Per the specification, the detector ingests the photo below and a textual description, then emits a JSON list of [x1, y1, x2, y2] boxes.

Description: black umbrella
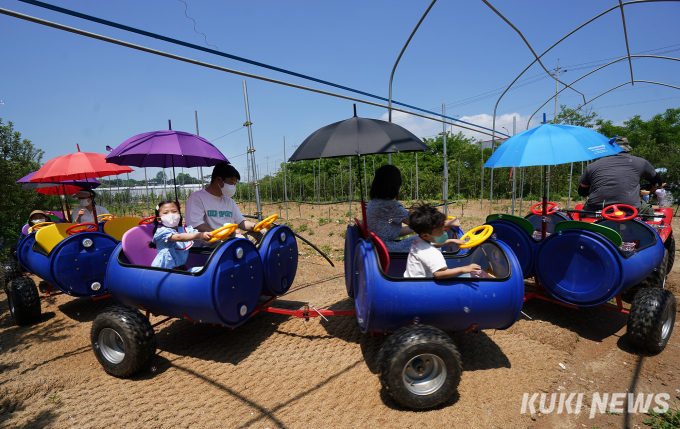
[[289, 105, 432, 229], [289, 106, 430, 161]]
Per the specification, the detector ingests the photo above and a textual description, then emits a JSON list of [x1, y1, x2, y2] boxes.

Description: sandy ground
[[1, 202, 679, 428]]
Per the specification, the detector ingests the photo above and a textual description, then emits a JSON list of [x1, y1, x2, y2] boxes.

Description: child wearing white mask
[[150, 201, 213, 271], [185, 162, 257, 245], [72, 190, 110, 224]]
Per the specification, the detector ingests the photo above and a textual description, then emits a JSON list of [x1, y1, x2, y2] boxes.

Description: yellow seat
[[35, 223, 75, 255], [103, 217, 143, 242]]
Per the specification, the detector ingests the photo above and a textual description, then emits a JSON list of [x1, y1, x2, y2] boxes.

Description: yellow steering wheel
[[253, 214, 278, 232], [459, 225, 493, 249], [97, 214, 115, 222], [28, 222, 55, 234], [206, 223, 239, 243]]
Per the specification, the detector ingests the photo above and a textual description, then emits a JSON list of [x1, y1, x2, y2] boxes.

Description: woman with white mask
[[72, 190, 110, 224], [185, 162, 258, 245]]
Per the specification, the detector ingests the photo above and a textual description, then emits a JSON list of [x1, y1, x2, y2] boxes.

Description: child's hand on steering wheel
[[199, 231, 213, 242]]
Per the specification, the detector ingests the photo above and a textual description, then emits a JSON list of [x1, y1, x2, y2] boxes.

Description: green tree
[[596, 107, 680, 194], [549, 104, 599, 128], [0, 119, 59, 257]]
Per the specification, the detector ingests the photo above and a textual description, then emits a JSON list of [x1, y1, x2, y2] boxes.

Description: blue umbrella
[[484, 124, 622, 168], [483, 124, 622, 238]]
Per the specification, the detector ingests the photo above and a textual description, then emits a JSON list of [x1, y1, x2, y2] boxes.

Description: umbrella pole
[[357, 156, 368, 232], [172, 157, 179, 206], [85, 173, 98, 231], [541, 166, 547, 240]]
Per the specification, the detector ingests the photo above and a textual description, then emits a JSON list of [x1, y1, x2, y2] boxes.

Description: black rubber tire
[[9, 244, 19, 261], [1, 259, 22, 287], [627, 287, 677, 353], [378, 325, 462, 409], [5, 276, 41, 326], [665, 233, 675, 273], [91, 306, 157, 378], [621, 248, 668, 303]]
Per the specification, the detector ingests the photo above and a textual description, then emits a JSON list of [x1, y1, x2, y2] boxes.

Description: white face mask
[[160, 213, 181, 228], [31, 218, 46, 224], [79, 198, 91, 207], [220, 181, 236, 198]]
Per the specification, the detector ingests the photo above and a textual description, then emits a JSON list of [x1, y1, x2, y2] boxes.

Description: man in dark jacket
[[578, 137, 663, 215]]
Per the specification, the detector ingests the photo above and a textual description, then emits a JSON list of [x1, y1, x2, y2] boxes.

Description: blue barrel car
[[349, 226, 524, 409], [5, 217, 143, 326], [90, 221, 298, 377], [533, 215, 675, 353]]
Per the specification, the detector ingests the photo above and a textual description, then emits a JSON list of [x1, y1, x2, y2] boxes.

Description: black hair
[[148, 200, 183, 248], [369, 165, 402, 200], [211, 162, 240, 183], [408, 203, 446, 235]]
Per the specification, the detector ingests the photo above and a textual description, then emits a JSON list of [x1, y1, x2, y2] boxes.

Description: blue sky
[[1, 0, 679, 183]]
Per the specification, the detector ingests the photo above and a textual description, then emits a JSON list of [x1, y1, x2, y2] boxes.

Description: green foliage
[[0, 119, 60, 257], [597, 107, 680, 194], [47, 393, 61, 403], [643, 400, 680, 428], [298, 223, 307, 232]]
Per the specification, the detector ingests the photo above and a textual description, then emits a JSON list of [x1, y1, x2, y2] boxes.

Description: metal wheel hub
[[661, 304, 672, 340], [99, 328, 125, 364], [402, 353, 446, 395]]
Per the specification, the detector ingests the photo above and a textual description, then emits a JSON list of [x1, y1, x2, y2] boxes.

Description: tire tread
[[90, 306, 157, 377]]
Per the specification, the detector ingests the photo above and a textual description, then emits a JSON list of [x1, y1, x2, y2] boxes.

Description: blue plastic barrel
[[22, 231, 117, 297], [535, 220, 664, 306], [107, 238, 264, 327], [485, 217, 537, 278], [344, 224, 359, 298], [258, 225, 298, 296], [353, 239, 524, 333], [16, 232, 37, 272]]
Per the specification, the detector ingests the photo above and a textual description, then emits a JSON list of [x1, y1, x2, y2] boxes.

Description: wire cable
[[16, 0, 508, 137]]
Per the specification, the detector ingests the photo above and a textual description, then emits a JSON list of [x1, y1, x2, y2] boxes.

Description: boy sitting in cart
[[404, 204, 481, 279], [185, 162, 259, 246]]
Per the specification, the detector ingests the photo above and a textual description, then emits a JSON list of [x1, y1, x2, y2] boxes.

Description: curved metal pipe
[[481, 0, 586, 102], [557, 80, 680, 124], [618, 0, 635, 85], [388, 0, 438, 122], [526, 55, 680, 128], [483, 0, 679, 207], [0, 7, 506, 139]]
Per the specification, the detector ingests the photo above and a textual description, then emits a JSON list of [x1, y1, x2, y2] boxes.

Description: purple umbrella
[[105, 121, 229, 201], [17, 171, 101, 220]]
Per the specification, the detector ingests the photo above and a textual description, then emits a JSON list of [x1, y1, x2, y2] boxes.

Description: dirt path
[[1, 207, 678, 428]]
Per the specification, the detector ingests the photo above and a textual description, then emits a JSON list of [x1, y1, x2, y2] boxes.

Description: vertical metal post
[[410, 166, 413, 201], [318, 158, 322, 208], [415, 153, 419, 200], [283, 137, 288, 220], [480, 140, 484, 209], [519, 167, 525, 215], [195, 111, 205, 189], [340, 160, 343, 202], [242, 81, 261, 221], [442, 104, 448, 215]]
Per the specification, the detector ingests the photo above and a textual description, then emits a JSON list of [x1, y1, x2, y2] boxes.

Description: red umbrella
[[31, 145, 134, 229], [31, 144, 133, 183]]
